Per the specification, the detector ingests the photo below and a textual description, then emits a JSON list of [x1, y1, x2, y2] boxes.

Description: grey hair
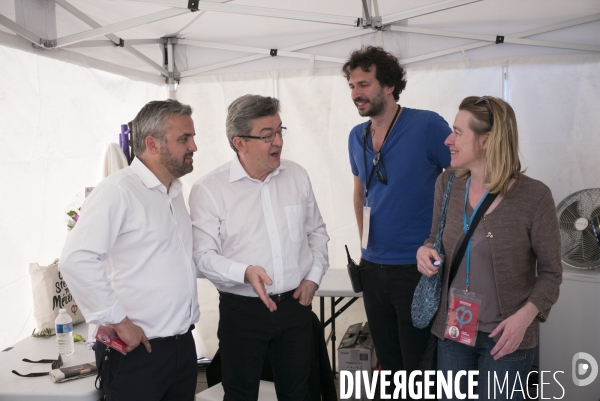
[[131, 99, 192, 156], [226, 95, 280, 152]]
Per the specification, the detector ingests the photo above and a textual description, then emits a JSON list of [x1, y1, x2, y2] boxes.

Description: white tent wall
[[176, 53, 600, 359], [509, 55, 600, 203], [1, 15, 598, 357], [0, 43, 164, 351]]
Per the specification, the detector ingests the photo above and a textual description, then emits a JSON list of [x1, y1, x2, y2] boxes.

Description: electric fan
[[556, 188, 600, 269]]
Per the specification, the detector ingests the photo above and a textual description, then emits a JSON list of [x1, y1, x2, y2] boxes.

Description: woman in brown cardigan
[[416, 96, 562, 400]]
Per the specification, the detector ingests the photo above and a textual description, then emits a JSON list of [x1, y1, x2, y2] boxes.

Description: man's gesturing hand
[[293, 280, 318, 306], [111, 316, 152, 353], [245, 265, 277, 312]]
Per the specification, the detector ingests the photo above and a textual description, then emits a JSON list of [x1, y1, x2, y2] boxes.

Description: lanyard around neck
[[462, 177, 490, 292], [362, 104, 401, 200]]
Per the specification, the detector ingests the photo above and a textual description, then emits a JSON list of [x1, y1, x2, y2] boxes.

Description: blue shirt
[[349, 107, 451, 264]]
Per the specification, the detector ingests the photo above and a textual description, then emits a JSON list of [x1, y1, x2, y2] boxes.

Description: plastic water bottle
[[55, 309, 74, 356]]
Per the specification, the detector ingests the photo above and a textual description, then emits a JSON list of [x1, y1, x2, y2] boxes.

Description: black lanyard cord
[[363, 104, 401, 199]]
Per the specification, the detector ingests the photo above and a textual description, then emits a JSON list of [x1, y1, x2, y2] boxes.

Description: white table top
[[0, 324, 102, 401], [315, 268, 362, 298]]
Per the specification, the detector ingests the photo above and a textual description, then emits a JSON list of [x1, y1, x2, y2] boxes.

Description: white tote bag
[[29, 259, 85, 336]]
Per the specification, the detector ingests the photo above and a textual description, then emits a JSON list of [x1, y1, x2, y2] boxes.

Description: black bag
[[345, 245, 362, 293]]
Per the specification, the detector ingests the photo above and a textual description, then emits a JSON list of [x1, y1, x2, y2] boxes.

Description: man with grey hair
[[60, 99, 200, 401], [189, 94, 329, 400]]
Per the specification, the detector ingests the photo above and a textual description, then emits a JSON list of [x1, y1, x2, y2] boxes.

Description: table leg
[[317, 295, 359, 373], [331, 296, 336, 374], [320, 297, 324, 325]]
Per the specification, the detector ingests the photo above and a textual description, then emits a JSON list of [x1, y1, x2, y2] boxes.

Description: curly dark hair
[[342, 46, 407, 101]]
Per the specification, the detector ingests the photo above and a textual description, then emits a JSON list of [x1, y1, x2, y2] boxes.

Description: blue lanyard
[[462, 177, 490, 292]]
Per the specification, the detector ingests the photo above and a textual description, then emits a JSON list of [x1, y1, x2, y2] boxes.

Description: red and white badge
[[445, 288, 483, 346]]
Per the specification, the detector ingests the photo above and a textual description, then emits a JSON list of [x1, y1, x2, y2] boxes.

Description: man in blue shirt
[[344, 46, 451, 379]]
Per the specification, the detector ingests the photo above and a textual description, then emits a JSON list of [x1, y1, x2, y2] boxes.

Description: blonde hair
[[456, 96, 524, 196]]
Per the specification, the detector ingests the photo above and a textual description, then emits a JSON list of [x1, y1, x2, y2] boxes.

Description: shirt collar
[[229, 154, 286, 183], [131, 157, 182, 197]]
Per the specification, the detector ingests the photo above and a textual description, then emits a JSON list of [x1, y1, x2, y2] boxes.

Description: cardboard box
[[338, 322, 377, 400]]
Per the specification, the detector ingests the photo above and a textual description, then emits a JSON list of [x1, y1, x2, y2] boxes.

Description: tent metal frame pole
[[54, 8, 189, 48], [166, 38, 177, 97], [504, 37, 600, 52], [63, 40, 117, 48], [125, 39, 164, 45], [180, 29, 373, 77], [372, 0, 384, 47], [382, 0, 482, 25], [399, 13, 600, 64], [178, 40, 270, 56], [60, 39, 164, 49], [55, 0, 168, 75], [0, 13, 42, 46], [167, 40, 174, 74], [361, 0, 371, 24], [120, 0, 360, 26], [388, 23, 600, 53], [178, 39, 347, 63]]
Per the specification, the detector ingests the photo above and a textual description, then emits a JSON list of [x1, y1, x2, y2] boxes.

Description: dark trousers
[[94, 329, 197, 401], [218, 291, 312, 401], [360, 259, 431, 374]]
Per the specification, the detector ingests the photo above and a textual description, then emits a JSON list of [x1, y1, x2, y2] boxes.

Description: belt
[[268, 289, 295, 303], [152, 325, 194, 341], [220, 290, 295, 304], [361, 259, 417, 269]]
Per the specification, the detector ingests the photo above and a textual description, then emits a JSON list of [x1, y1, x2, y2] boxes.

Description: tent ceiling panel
[[0, 0, 598, 80], [54, 3, 104, 37], [178, 13, 355, 48], [394, 0, 599, 27], [66, 44, 165, 75]]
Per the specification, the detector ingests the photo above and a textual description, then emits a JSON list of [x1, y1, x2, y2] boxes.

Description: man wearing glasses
[[344, 46, 451, 382], [189, 94, 329, 401]]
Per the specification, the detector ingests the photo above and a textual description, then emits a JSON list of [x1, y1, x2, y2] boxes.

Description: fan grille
[[556, 188, 600, 269]]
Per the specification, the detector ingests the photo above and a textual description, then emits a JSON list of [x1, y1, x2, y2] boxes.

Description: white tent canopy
[[1, 0, 599, 357], [1, 0, 599, 83]]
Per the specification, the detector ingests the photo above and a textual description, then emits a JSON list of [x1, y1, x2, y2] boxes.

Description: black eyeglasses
[[12, 356, 63, 377], [373, 152, 387, 185], [474, 96, 494, 127], [238, 127, 287, 143]]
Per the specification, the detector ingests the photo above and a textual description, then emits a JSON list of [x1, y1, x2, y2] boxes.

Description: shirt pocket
[[284, 205, 306, 243]]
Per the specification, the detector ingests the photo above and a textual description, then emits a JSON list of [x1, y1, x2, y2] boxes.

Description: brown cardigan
[[426, 170, 562, 349]]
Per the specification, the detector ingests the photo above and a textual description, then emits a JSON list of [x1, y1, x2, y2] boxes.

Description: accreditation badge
[[445, 288, 483, 346], [361, 206, 371, 249]]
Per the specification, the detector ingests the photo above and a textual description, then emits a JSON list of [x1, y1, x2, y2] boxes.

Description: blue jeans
[[437, 332, 534, 401]]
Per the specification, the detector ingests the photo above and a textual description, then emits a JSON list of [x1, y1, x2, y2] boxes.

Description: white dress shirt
[[189, 156, 329, 297], [60, 158, 200, 339]]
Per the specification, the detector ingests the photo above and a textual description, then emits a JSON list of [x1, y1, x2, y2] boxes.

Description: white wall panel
[[0, 44, 164, 351]]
